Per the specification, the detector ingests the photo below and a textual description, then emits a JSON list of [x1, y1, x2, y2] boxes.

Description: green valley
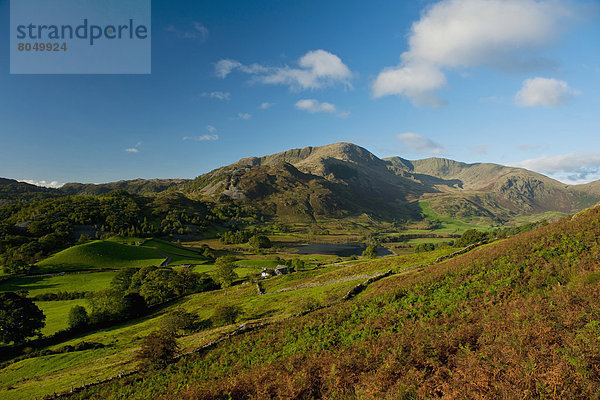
[[1, 143, 600, 399]]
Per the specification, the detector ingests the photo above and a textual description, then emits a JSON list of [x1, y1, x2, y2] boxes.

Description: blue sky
[[1, 0, 599, 186]]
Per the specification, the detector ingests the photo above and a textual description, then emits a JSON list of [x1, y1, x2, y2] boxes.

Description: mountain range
[[3, 143, 600, 224]]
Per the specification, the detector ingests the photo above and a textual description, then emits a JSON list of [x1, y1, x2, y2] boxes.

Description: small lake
[[294, 243, 394, 257]]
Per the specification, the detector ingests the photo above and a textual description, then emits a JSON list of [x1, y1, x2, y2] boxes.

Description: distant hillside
[[385, 156, 592, 221], [61, 178, 189, 196], [5, 142, 600, 225], [179, 143, 429, 221], [0, 178, 62, 205], [177, 143, 600, 223]]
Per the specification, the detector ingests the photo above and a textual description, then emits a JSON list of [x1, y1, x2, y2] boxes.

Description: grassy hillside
[[0, 249, 455, 400], [140, 238, 207, 264], [0, 271, 115, 296], [68, 205, 600, 399], [34, 237, 207, 273], [36, 240, 166, 272]]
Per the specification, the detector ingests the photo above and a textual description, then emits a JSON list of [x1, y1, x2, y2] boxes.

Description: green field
[[418, 201, 490, 233], [141, 238, 206, 265], [37, 299, 89, 336], [0, 271, 116, 296], [233, 259, 282, 268], [36, 240, 166, 272], [35, 238, 207, 273]]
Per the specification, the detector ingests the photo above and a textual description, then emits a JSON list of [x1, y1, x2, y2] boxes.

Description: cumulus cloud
[[397, 133, 445, 155], [201, 91, 231, 101], [238, 112, 252, 120], [166, 21, 209, 41], [182, 134, 219, 141], [294, 99, 349, 118], [373, 0, 575, 106], [513, 152, 600, 184], [515, 77, 579, 107], [206, 125, 217, 133], [20, 179, 62, 188], [373, 62, 447, 107], [216, 50, 352, 90], [260, 102, 275, 109]]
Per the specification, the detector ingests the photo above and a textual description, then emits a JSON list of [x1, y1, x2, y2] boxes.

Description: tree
[[454, 229, 490, 247], [414, 242, 436, 253], [0, 249, 31, 275], [211, 305, 241, 326], [122, 292, 147, 319], [110, 267, 138, 292], [78, 234, 92, 243], [138, 268, 181, 306], [248, 235, 272, 251], [163, 309, 197, 333], [362, 246, 377, 258], [135, 329, 179, 370], [214, 256, 238, 290], [290, 258, 305, 271], [0, 292, 45, 344], [67, 305, 89, 330], [87, 289, 126, 323]]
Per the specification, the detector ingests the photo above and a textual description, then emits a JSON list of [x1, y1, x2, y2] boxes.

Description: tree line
[[0, 190, 259, 274]]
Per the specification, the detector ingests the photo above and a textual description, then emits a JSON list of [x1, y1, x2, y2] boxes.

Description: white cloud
[[216, 49, 352, 90], [201, 91, 231, 101], [166, 21, 208, 41], [238, 112, 252, 120], [513, 152, 600, 184], [397, 133, 445, 155], [20, 179, 62, 188], [294, 99, 349, 118], [515, 77, 579, 107], [373, 0, 575, 106], [373, 62, 447, 107], [182, 134, 219, 141], [215, 59, 268, 79], [206, 125, 217, 133], [125, 142, 142, 153], [260, 102, 275, 109]]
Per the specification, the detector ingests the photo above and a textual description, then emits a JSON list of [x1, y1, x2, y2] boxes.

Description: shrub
[[248, 235, 272, 250], [414, 242, 436, 253], [67, 305, 89, 330], [211, 305, 241, 326], [454, 229, 490, 247], [135, 329, 179, 370], [362, 246, 377, 258], [163, 309, 197, 333]]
